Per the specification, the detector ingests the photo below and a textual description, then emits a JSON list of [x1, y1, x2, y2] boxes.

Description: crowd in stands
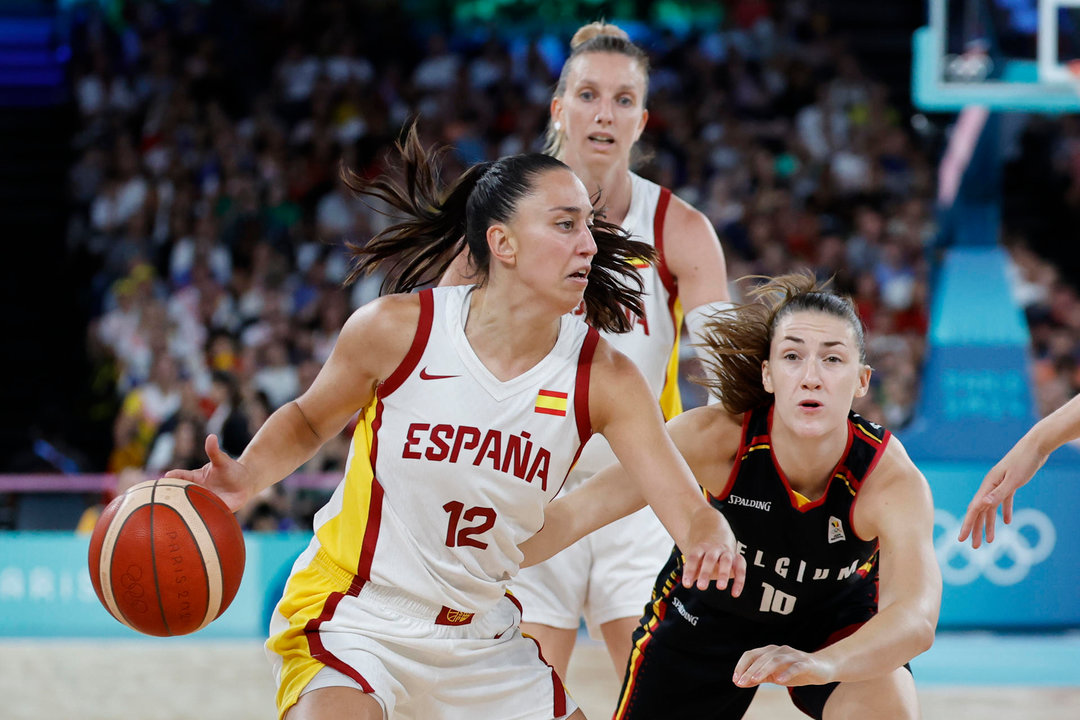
[[61, 0, 1078, 531]]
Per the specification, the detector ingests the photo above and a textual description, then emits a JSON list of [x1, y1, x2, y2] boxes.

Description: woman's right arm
[[168, 294, 420, 511], [519, 405, 741, 568], [959, 392, 1080, 547]]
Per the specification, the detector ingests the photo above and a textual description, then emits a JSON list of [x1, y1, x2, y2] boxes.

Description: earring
[[554, 121, 562, 131]]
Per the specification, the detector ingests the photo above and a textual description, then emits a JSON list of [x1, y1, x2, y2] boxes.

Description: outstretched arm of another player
[[519, 459, 647, 568], [734, 440, 941, 688], [167, 295, 419, 511], [586, 342, 745, 595], [959, 393, 1080, 547], [521, 405, 744, 573]]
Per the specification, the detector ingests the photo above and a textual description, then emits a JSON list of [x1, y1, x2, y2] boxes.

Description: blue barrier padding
[[904, 246, 1042, 461], [916, 460, 1080, 628], [0, 532, 312, 638]]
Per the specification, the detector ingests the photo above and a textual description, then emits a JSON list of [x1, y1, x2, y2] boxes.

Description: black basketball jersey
[[698, 403, 890, 625]]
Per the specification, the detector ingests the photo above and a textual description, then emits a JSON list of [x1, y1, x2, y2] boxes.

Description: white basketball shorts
[[267, 578, 578, 720]]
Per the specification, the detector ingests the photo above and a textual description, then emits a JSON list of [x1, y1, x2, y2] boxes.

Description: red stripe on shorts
[[305, 592, 376, 694]]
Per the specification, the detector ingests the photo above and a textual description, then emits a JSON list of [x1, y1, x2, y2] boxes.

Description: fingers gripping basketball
[[87, 477, 246, 637]]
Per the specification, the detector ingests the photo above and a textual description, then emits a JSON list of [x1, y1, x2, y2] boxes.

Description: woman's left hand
[[733, 644, 835, 687], [680, 506, 746, 596]]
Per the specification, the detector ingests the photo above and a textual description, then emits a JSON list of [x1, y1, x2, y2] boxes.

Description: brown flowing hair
[[341, 123, 657, 334], [696, 272, 868, 415]]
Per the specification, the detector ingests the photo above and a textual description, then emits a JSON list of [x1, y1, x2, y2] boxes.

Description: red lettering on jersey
[[502, 432, 530, 477], [425, 424, 454, 461], [474, 429, 503, 469], [403, 423, 429, 459], [449, 425, 481, 462], [525, 449, 550, 491], [402, 424, 553, 487]]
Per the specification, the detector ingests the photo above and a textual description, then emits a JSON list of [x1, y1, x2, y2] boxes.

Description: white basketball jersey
[[569, 173, 683, 486], [310, 285, 597, 615]]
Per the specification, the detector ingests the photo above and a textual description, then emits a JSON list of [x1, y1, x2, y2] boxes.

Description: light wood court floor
[[1, 636, 1077, 719]]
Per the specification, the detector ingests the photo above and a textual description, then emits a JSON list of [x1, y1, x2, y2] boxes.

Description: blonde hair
[[543, 22, 650, 159], [696, 272, 868, 415]]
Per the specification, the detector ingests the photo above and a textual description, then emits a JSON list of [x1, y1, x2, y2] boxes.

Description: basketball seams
[[165, 483, 224, 632], [148, 481, 171, 635], [90, 478, 240, 637], [98, 488, 154, 633]]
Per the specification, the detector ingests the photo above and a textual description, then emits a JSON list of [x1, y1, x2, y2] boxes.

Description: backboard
[[914, 0, 1080, 112]]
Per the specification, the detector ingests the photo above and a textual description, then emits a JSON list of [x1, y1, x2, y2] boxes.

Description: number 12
[[443, 501, 497, 549]]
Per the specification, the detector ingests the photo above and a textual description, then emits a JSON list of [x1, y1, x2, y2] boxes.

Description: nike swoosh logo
[[419, 368, 460, 380]]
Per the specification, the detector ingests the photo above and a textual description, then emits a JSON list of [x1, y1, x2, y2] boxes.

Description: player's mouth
[[588, 133, 615, 145]]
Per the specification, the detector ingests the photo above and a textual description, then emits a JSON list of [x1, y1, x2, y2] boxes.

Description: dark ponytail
[[343, 124, 479, 293], [342, 122, 656, 333]]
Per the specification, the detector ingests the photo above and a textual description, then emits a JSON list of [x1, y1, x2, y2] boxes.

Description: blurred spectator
[[108, 352, 183, 472], [205, 370, 253, 459], [145, 412, 206, 473], [64, 0, 1076, 530]]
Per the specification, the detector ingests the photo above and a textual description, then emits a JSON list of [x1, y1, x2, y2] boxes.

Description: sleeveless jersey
[[696, 404, 890, 624], [310, 285, 598, 616], [569, 173, 682, 484]]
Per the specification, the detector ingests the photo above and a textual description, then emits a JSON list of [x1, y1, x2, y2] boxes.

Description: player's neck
[[463, 286, 561, 382], [769, 423, 849, 500], [571, 160, 633, 225]]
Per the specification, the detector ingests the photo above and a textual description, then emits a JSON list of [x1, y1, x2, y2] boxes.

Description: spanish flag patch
[[535, 389, 568, 416], [628, 256, 651, 269]]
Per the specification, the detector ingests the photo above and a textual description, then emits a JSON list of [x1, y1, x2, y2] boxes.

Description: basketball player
[[442, 21, 732, 682], [959, 392, 1080, 548], [169, 126, 745, 720], [525, 273, 941, 719]]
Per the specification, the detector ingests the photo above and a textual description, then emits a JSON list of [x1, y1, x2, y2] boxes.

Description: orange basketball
[[87, 477, 246, 637]]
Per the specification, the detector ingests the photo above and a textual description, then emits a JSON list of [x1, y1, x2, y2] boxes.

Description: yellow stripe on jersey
[[792, 489, 812, 508], [615, 567, 680, 719], [854, 422, 883, 444], [741, 443, 771, 460], [268, 400, 384, 719], [314, 401, 380, 582], [535, 389, 568, 416], [838, 472, 857, 497], [657, 296, 685, 421]]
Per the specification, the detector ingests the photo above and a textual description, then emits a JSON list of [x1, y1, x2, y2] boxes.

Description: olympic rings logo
[[933, 508, 1056, 586]]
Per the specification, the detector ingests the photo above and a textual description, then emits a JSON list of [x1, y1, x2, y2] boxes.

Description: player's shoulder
[[345, 291, 422, 333], [590, 335, 639, 378], [670, 405, 742, 450], [337, 292, 424, 370], [667, 405, 744, 491], [863, 432, 931, 501], [874, 432, 918, 477], [661, 188, 712, 232]]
